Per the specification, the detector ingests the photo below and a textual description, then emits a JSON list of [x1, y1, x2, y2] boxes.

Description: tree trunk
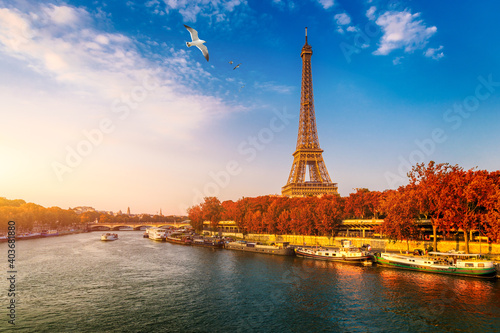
[[464, 229, 469, 254], [432, 224, 437, 252]]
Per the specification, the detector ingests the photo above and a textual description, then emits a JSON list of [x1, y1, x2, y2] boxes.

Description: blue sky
[[1, 0, 499, 215]]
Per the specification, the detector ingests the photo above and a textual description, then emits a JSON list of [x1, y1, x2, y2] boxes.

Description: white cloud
[[163, 0, 247, 22], [0, 3, 236, 144], [271, 0, 296, 11], [392, 56, 403, 65], [95, 34, 109, 45], [346, 26, 358, 32], [254, 81, 294, 94], [43, 4, 86, 26], [145, 0, 160, 7], [366, 6, 376, 21], [373, 10, 437, 56], [424, 45, 444, 60], [334, 12, 351, 26], [0, 8, 32, 51], [317, 0, 334, 10], [224, 0, 244, 11]]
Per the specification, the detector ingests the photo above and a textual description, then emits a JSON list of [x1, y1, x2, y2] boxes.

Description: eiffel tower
[[281, 28, 338, 197]]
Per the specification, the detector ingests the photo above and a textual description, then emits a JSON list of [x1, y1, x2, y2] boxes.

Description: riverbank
[[0, 229, 89, 242], [207, 231, 500, 257]]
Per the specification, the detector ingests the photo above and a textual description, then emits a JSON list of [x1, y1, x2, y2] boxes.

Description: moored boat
[[41, 230, 59, 237], [166, 233, 192, 245], [148, 228, 166, 241], [225, 241, 295, 256], [16, 232, 42, 240], [374, 251, 497, 279], [295, 239, 372, 262], [191, 237, 224, 248], [101, 233, 118, 241]]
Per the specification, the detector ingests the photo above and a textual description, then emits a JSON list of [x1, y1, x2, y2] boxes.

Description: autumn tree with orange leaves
[[406, 161, 461, 252], [441, 169, 496, 253], [378, 187, 421, 252], [315, 195, 344, 237], [187, 205, 204, 232], [202, 197, 223, 232], [344, 188, 382, 219], [484, 171, 500, 243]]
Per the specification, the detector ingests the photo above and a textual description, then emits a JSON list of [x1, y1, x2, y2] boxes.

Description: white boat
[[101, 233, 118, 241], [17, 232, 42, 239], [42, 230, 59, 237], [148, 228, 166, 241], [374, 251, 497, 279], [295, 239, 372, 262]]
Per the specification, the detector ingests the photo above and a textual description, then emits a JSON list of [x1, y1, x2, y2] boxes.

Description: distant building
[[127, 207, 130, 216], [72, 206, 96, 214]]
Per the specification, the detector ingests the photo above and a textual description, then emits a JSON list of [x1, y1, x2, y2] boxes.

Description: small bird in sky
[[229, 61, 233, 64], [184, 24, 209, 61], [233, 63, 242, 70], [239, 85, 245, 92]]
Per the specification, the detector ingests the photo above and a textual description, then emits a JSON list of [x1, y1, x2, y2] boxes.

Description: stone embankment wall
[[214, 232, 500, 256]]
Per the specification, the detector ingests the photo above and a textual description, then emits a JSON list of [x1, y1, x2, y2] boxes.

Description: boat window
[[465, 263, 474, 268], [478, 263, 484, 268]]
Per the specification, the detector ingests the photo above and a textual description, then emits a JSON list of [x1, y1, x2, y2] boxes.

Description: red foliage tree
[[408, 161, 461, 251], [378, 187, 421, 252], [484, 171, 500, 242], [221, 200, 238, 221], [442, 169, 495, 253], [344, 188, 381, 219], [276, 210, 291, 235], [187, 204, 204, 232], [315, 195, 344, 237], [201, 197, 222, 232]]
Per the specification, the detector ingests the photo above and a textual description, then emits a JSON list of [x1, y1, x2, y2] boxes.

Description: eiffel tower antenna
[[281, 28, 338, 197]]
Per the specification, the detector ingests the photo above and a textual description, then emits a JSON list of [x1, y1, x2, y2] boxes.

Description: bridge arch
[[88, 222, 192, 231]]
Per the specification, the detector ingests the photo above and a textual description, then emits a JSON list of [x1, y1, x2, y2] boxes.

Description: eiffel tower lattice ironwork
[[281, 28, 338, 197]]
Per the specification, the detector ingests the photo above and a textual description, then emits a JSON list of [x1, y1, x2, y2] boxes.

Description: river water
[[1, 231, 499, 332]]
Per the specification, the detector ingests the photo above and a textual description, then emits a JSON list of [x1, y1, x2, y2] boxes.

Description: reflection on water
[[0, 232, 499, 332]]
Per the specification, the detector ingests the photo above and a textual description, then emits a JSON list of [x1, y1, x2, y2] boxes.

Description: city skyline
[[1, 0, 500, 214]]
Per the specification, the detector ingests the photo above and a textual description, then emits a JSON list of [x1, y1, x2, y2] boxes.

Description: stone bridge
[[88, 222, 191, 231]]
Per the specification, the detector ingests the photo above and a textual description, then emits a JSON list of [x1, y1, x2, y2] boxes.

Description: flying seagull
[[184, 24, 209, 61], [233, 63, 242, 70], [229, 61, 233, 64]]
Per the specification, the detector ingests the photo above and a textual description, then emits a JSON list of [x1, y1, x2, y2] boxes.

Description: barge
[[295, 240, 372, 263], [166, 233, 193, 245], [374, 251, 497, 279], [191, 237, 224, 248], [225, 241, 295, 256]]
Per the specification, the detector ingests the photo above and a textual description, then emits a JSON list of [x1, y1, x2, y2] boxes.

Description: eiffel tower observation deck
[[282, 28, 338, 197]]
